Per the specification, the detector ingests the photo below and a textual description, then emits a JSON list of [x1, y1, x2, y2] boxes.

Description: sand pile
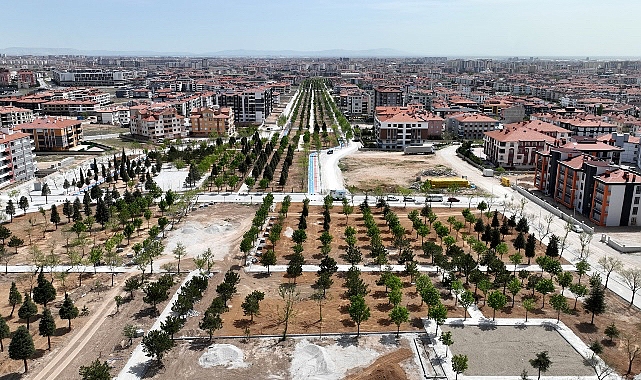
[[284, 227, 294, 238], [199, 344, 248, 369], [290, 342, 336, 378], [290, 339, 380, 380]]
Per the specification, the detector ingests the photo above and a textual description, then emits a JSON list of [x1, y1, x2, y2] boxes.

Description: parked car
[[327, 149, 334, 154], [386, 195, 399, 201], [447, 197, 460, 203], [572, 224, 583, 233], [403, 196, 415, 202]]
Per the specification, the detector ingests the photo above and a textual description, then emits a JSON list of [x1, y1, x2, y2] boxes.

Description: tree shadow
[[54, 327, 69, 337], [575, 322, 598, 334], [377, 318, 391, 326], [133, 307, 157, 320], [341, 318, 355, 327], [376, 302, 393, 313], [478, 322, 497, 331], [372, 290, 387, 299], [410, 317, 423, 328], [233, 319, 252, 329], [379, 333, 398, 345], [252, 272, 271, 279], [407, 304, 422, 313], [337, 334, 358, 347], [0, 372, 22, 380]]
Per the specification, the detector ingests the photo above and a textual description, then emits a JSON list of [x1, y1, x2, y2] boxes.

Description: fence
[[513, 186, 595, 234]]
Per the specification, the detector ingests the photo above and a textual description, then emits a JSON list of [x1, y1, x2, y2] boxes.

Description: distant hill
[[0, 47, 415, 58]]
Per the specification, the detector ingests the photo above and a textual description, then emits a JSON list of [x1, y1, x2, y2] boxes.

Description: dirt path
[[28, 273, 132, 380], [345, 347, 413, 380]]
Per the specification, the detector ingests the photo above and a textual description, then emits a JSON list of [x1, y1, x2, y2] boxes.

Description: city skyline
[[3, 0, 641, 57]]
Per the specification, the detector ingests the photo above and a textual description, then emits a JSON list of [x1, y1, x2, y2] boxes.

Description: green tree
[[41, 183, 51, 204], [241, 290, 265, 322], [18, 196, 29, 214], [487, 291, 507, 321], [142, 329, 174, 364], [529, 351, 552, 380], [549, 294, 568, 322], [59, 293, 79, 330], [604, 322, 620, 343], [428, 303, 447, 334], [525, 233, 536, 264], [79, 358, 112, 380], [0, 315, 10, 352], [9, 325, 35, 373], [460, 290, 475, 320], [523, 298, 535, 322], [452, 354, 468, 380], [18, 294, 37, 329], [584, 275, 606, 324], [160, 315, 185, 341], [50, 204, 61, 229], [440, 331, 453, 357], [172, 242, 186, 274], [507, 277, 522, 307], [348, 294, 370, 337], [389, 305, 409, 338], [33, 271, 56, 308], [260, 249, 277, 275], [38, 308, 56, 350], [8, 282, 22, 317], [535, 279, 555, 308], [5, 200, 15, 222]]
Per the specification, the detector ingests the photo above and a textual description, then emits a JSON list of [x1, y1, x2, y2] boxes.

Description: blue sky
[[3, 0, 641, 56]]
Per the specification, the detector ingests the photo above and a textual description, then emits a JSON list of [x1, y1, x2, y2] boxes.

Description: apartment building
[[374, 86, 404, 108], [95, 107, 131, 126], [52, 69, 136, 86], [42, 100, 100, 116], [559, 118, 618, 137], [553, 155, 612, 218], [216, 87, 273, 125], [338, 88, 372, 120], [15, 117, 83, 151], [446, 113, 499, 140], [129, 105, 186, 141], [0, 129, 37, 188], [483, 126, 556, 169], [0, 106, 34, 128], [590, 169, 641, 226], [189, 106, 235, 137], [595, 132, 640, 165], [374, 105, 444, 149]]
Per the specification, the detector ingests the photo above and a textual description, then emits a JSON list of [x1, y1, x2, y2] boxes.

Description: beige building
[[189, 106, 234, 137], [15, 117, 83, 151]]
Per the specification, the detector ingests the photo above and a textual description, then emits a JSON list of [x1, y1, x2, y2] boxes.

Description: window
[[634, 207, 639, 215], [635, 198, 640, 205]]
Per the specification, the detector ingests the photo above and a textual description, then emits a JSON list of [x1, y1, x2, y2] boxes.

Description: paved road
[[317, 141, 361, 193]]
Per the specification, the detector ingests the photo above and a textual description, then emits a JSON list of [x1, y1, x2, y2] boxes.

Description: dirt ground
[[82, 124, 129, 137], [271, 204, 552, 268], [443, 325, 593, 376], [345, 347, 414, 380], [340, 151, 453, 193], [0, 273, 121, 379]]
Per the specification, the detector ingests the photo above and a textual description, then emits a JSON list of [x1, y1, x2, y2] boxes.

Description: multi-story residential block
[[15, 117, 83, 151], [483, 125, 556, 169], [553, 154, 612, 218], [189, 106, 235, 137], [0, 129, 37, 188], [338, 88, 372, 120], [595, 132, 640, 165], [95, 107, 131, 126], [374, 86, 404, 108], [590, 169, 641, 226], [558, 118, 618, 137], [52, 69, 136, 86], [217, 87, 273, 125], [129, 105, 186, 141], [446, 113, 499, 140], [0, 106, 34, 128], [42, 100, 100, 116], [374, 105, 444, 149]]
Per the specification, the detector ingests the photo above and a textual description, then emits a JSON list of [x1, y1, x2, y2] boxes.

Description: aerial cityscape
[[2, 1, 641, 380]]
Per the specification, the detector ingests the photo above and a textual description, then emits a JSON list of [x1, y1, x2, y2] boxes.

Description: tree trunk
[[525, 310, 529, 322], [68, 318, 71, 330], [24, 358, 28, 373], [10, 304, 15, 317], [47, 335, 51, 350], [0, 338, 3, 352], [357, 323, 360, 338]]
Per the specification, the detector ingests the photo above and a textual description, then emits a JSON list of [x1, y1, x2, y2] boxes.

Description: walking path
[[118, 270, 199, 379]]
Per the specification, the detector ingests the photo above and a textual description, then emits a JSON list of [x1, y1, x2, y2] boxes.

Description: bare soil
[[340, 151, 453, 193], [345, 346, 413, 380]]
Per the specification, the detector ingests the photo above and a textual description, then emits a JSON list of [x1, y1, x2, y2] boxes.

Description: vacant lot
[[443, 324, 593, 376], [340, 151, 453, 193]]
